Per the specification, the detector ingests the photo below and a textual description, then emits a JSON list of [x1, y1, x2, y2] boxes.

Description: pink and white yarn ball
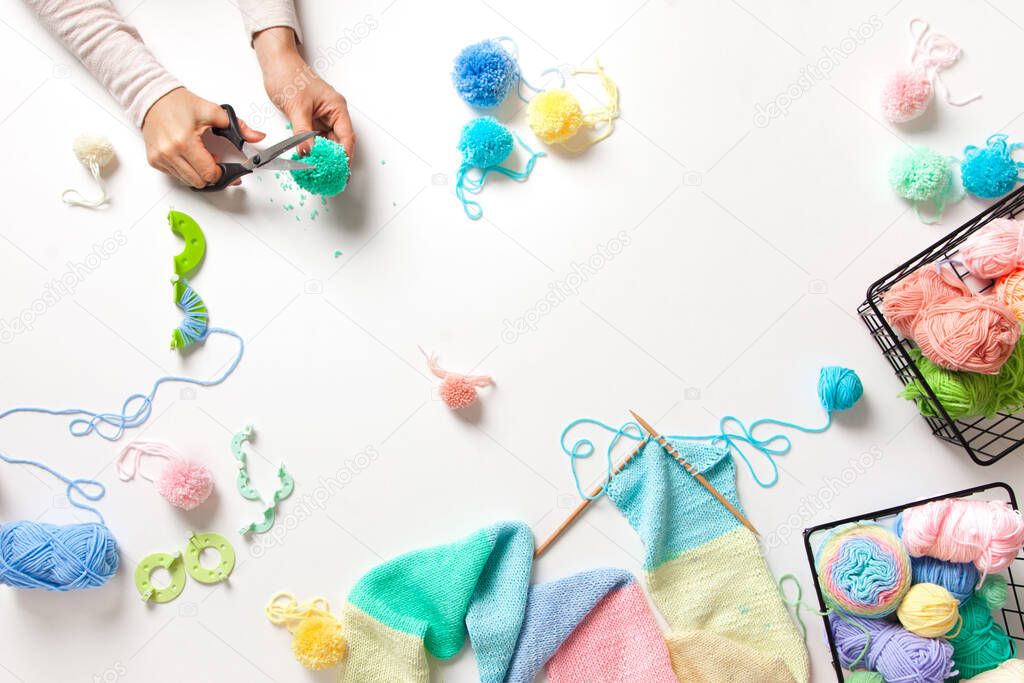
[[900, 498, 1024, 575], [881, 69, 933, 123], [959, 218, 1024, 280], [117, 442, 213, 511]]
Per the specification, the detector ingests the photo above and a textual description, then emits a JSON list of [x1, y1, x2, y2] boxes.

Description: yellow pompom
[[291, 614, 347, 670], [896, 582, 961, 638], [527, 89, 584, 144]]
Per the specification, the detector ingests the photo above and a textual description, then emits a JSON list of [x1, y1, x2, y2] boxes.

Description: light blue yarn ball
[[818, 366, 863, 412], [458, 117, 514, 168], [452, 40, 519, 108], [0, 521, 119, 591], [910, 555, 978, 604], [962, 134, 1022, 199]]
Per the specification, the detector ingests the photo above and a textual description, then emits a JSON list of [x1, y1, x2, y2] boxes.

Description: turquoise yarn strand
[[456, 134, 544, 219], [0, 327, 243, 441]]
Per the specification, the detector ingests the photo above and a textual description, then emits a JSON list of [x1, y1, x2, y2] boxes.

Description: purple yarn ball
[[831, 614, 955, 683]]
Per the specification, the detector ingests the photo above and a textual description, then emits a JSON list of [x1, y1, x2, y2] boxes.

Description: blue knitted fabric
[[503, 567, 634, 683], [606, 438, 740, 568], [466, 521, 534, 683]]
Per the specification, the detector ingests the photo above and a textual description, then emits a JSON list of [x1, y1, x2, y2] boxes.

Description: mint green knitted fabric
[[347, 521, 533, 681]]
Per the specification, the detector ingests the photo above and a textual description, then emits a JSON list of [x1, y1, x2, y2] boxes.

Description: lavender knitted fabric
[[503, 568, 633, 682]]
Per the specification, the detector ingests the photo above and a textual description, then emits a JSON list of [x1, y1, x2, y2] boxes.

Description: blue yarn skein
[[961, 134, 1024, 199], [0, 451, 119, 591], [910, 555, 978, 604], [452, 39, 520, 108], [818, 366, 864, 412]]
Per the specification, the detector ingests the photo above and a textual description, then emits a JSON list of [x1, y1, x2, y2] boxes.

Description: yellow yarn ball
[[896, 582, 961, 638], [291, 615, 347, 670], [997, 269, 1024, 322], [527, 89, 584, 144]]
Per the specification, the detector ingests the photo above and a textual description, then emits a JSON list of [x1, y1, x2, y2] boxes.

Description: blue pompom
[[458, 117, 514, 168], [817, 366, 863, 412], [452, 40, 519, 108], [961, 134, 1023, 199]]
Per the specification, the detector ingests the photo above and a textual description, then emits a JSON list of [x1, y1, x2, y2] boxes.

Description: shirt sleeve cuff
[[239, 2, 303, 46], [129, 77, 183, 130]]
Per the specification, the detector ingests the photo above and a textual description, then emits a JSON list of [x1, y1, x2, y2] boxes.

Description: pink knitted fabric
[[547, 582, 676, 682]]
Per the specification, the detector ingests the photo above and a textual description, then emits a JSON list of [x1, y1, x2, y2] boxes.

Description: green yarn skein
[[844, 672, 884, 683], [948, 576, 1016, 680], [888, 145, 961, 224], [902, 337, 1024, 421]]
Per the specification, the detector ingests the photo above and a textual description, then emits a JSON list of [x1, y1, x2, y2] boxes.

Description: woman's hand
[[142, 88, 265, 188], [254, 27, 356, 159]]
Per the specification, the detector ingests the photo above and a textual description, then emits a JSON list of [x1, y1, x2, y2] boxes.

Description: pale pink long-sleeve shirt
[[26, 0, 302, 128]]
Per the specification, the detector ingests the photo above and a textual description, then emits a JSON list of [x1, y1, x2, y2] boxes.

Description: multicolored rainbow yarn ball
[[452, 39, 520, 108], [961, 134, 1024, 200], [291, 137, 350, 197], [816, 522, 912, 618], [455, 116, 543, 220], [888, 145, 961, 223]]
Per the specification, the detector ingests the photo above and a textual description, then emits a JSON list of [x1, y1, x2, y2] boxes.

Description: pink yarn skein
[[419, 347, 493, 410], [117, 441, 213, 511], [881, 18, 980, 124], [960, 218, 1024, 280], [881, 263, 971, 338], [913, 296, 1020, 374], [901, 498, 1024, 575]]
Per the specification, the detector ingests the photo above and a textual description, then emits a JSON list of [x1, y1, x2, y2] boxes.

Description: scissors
[[192, 104, 316, 192]]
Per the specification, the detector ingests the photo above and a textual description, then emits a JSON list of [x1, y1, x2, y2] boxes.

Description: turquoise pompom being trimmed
[[290, 137, 350, 197], [888, 145, 961, 224], [458, 117, 514, 168], [452, 39, 519, 108], [961, 134, 1024, 199]]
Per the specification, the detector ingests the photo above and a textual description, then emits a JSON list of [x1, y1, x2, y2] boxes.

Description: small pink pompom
[[881, 69, 933, 123], [155, 459, 213, 510], [420, 347, 493, 410], [117, 441, 214, 511]]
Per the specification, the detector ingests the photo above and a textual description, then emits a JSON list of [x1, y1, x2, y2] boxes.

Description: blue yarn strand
[[174, 283, 209, 347], [0, 327, 244, 442], [455, 135, 544, 220], [0, 451, 107, 523]]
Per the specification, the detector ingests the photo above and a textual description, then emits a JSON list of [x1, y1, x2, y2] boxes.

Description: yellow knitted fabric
[[337, 603, 428, 683], [665, 631, 796, 683], [649, 526, 810, 683]]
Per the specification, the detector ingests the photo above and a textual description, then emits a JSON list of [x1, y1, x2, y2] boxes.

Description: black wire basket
[[859, 186, 1024, 465], [803, 482, 1023, 681]]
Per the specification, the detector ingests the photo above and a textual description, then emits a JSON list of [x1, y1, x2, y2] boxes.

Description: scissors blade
[[252, 131, 318, 168], [257, 157, 315, 171]]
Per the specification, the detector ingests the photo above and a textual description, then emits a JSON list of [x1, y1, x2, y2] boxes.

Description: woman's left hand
[[255, 27, 356, 160]]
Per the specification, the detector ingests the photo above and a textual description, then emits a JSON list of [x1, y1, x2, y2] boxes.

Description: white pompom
[[72, 134, 115, 168]]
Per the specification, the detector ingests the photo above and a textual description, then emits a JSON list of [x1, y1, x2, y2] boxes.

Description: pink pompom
[[419, 347, 493, 410], [155, 458, 213, 510], [117, 441, 214, 511], [881, 68, 933, 123], [913, 296, 1020, 374], [901, 498, 1024, 575], [881, 263, 971, 338], [960, 218, 1024, 279]]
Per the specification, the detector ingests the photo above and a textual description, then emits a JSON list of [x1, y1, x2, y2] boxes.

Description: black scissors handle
[[192, 104, 251, 192]]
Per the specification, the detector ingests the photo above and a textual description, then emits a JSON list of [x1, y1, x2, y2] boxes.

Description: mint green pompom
[[291, 137, 350, 197], [888, 145, 961, 223]]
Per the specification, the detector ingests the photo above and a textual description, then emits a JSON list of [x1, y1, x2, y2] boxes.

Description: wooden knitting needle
[[534, 437, 648, 559], [629, 410, 760, 537]]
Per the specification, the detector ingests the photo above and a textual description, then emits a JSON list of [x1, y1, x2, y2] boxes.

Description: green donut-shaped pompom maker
[[184, 532, 235, 584], [135, 552, 187, 603]]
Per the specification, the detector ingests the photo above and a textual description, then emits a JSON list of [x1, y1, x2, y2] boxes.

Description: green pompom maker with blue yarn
[[169, 210, 209, 350]]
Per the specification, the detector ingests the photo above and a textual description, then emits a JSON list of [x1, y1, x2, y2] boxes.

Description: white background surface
[[1, 0, 1023, 681]]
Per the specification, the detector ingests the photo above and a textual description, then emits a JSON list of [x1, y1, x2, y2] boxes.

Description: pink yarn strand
[[418, 347, 493, 386], [116, 441, 177, 482], [908, 18, 981, 107]]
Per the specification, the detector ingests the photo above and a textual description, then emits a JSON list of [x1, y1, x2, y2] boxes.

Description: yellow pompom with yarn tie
[[896, 582, 962, 638], [526, 58, 619, 152], [266, 592, 347, 670]]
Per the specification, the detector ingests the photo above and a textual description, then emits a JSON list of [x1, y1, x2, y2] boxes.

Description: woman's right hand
[[141, 88, 265, 188]]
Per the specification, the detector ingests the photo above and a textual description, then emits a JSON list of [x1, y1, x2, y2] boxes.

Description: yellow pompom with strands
[[526, 58, 619, 152], [266, 592, 347, 670]]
